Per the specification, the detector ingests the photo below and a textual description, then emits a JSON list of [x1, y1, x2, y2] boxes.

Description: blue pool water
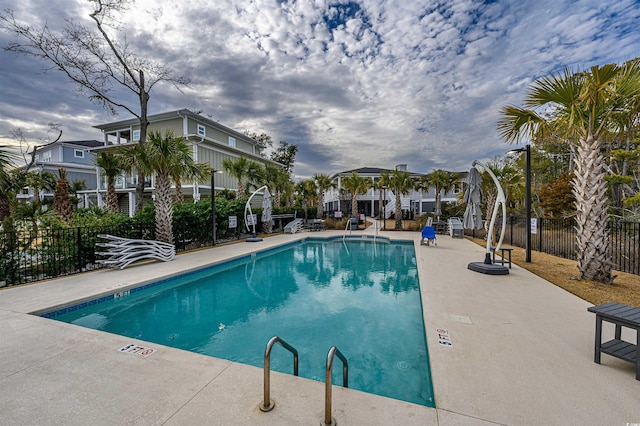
[[50, 238, 434, 406]]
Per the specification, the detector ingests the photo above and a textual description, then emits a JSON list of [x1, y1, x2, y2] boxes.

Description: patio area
[[1, 229, 639, 425]]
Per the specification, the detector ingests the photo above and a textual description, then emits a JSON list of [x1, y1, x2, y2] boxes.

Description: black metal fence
[[0, 219, 254, 288], [471, 216, 640, 276]]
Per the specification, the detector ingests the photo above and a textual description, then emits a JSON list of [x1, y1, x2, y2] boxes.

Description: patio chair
[[420, 226, 437, 246]]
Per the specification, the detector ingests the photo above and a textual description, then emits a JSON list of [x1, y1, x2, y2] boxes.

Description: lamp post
[[211, 169, 223, 246], [382, 185, 387, 230], [507, 144, 532, 263]]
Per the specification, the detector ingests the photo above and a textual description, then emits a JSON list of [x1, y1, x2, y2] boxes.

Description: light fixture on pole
[[211, 169, 223, 246], [382, 185, 387, 230], [506, 144, 532, 263]]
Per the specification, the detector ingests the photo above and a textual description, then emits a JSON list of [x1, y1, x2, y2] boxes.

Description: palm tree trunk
[[155, 173, 174, 244], [0, 193, 10, 220], [317, 191, 324, 219], [395, 192, 402, 230], [106, 180, 118, 212], [573, 136, 613, 283], [175, 179, 184, 204], [351, 194, 358, 218]]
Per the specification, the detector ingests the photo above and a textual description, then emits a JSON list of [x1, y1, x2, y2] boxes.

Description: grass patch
[[468, 237, 640, 307]]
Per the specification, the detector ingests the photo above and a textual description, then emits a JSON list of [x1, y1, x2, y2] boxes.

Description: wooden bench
[[587, 302, 640, 380], [96, 234, 175, 270], [490, 246, 513, 269]]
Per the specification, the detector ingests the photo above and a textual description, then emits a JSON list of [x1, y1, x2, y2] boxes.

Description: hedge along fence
[[468, 216, 640, 276], [0, 198, 281, 288]]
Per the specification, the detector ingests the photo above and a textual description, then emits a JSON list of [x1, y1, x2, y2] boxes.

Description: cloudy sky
[[1, 0, 639, 179]]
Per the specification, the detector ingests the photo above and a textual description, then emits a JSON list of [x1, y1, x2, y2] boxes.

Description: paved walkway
[[1, 229, 639, 425]]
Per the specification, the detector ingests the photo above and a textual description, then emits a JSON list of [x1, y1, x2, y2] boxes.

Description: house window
[[74, 149, 84, 158], [197, 124, 206, 137], [228, 137, 236, 148], [133, 130, 140, 141], [42, 151, 51, 162]]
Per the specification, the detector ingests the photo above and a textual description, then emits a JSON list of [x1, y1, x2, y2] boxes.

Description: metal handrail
[[259, 336, 299, 412], [323, 346, 348, 426], [342, 217, 351, 241]]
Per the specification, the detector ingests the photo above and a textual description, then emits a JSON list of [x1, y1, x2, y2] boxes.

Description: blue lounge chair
[[421, 226, 437, 246]]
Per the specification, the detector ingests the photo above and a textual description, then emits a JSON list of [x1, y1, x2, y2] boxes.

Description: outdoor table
[[587, 302, 640, 380], [490, 246, 513, 269]]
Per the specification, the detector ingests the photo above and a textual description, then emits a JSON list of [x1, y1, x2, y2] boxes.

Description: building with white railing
[[323, 165, 466, 219]]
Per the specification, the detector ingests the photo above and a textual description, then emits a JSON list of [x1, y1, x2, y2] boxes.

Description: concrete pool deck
[[1, 229, 639, 425]]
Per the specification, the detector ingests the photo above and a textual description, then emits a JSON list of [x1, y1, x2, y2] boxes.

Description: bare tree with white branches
[[0, 0, 191, 212]]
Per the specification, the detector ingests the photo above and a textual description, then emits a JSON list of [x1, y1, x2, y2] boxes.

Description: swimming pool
[[47, 237, 435, 406]]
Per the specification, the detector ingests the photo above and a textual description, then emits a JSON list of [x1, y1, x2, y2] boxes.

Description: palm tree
[[222, 157, 251, 198], [296, 179, 318, 219], [426, 169, 456, 221], [314, 173, 334, 219], [371, 171, 391, 220], [244, 160, 266, 196], [121, 130, 208, 244], [413, 174, 431, 217], [389, 169, 414, 230], [171, 157, 210, 204], [69, 180, 87, 208], [341, 172, 370, 218], [96, 151, 123, 213], [52, 167, 72, 223], [497, 62, 640, 283], [25, 170, 56, 208], [267, 163, 291, 208], [0, 146, 19, 220]]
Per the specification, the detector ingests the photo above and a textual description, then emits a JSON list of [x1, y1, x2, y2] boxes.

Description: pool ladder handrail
[[323, 346, 348, 426], [342, 217, 351, 241], [259, 336, 299, 412]]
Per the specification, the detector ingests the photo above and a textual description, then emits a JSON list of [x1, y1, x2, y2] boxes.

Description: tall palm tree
[[222, 156, 251, 198], [244, 160, 266, 196], [371, 171, 391, 220], [171, 156, 210, 204], [426, 169, 456, 221], [271, 164, 291, 208], [96, 151, 123, 212], [389, 169, 414, 230], [340, 172, 370, 218], [378, 171, 391, 220], [498, 62, 640, 283], [296, 179, 318, 219], [121, 130, 208, 244], [25, 170, 56, 208], [314, 173, 334, 219], [53, 167, 73, 223]]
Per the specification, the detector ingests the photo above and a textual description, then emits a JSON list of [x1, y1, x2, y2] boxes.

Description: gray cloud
[[1, 0, 638, 179]]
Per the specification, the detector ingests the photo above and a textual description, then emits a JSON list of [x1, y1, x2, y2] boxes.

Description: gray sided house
[[93, 109, 281, 216], [26, 140, 103, 206], [323, 165, 466, 219]]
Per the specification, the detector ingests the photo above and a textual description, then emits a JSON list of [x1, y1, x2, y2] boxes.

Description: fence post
[[538, 217, 543, 252], [509, 216, 514, 246], [77, 227, 83, 272]]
